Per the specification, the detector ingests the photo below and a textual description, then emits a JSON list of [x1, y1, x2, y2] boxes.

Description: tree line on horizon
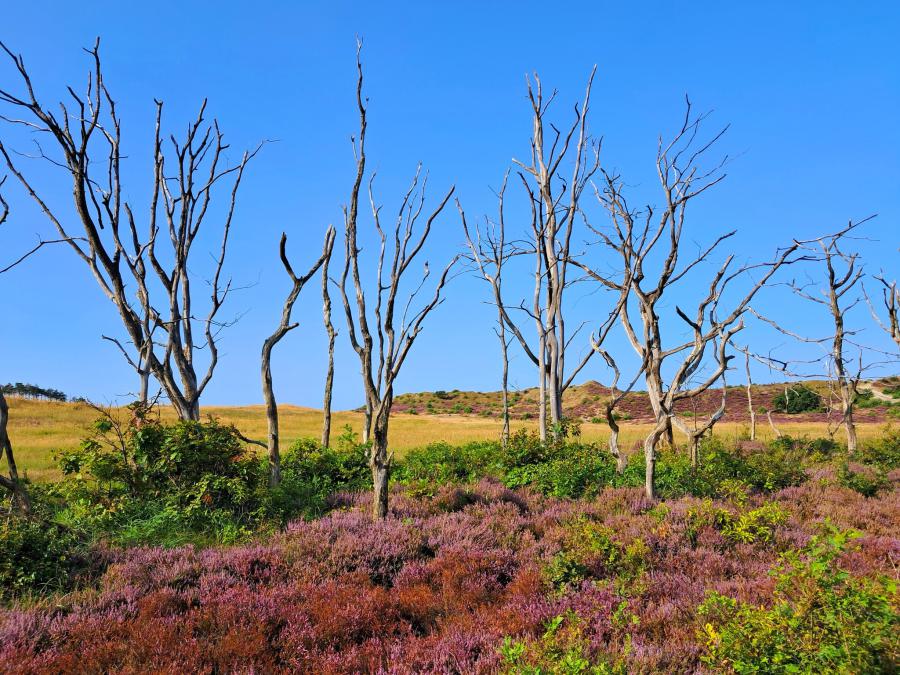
[[0, 38, 898, 518], [0, 382, 68, 402]]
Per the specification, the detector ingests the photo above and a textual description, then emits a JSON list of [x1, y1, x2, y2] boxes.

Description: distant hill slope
[[391, 376, 900, 424]]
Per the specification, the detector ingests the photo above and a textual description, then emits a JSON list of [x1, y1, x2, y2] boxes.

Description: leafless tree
[[460, 175, 514, 445], [867, 274, 900, 350], [338, 46, 458, 520], [753, 223, 877, 454], [734, 345, 757, 441], [580, 100, 799, 498], [321, 241, 338, 448], [590, 340, 645, 473], [261, 228, 335, 487], [670, 342, 730, 468], [498, 70, 601, 440], [0, 39, 259, 420], [0, 178, 31, 512]]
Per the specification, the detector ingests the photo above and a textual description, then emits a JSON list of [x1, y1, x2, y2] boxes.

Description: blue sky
[[1, 1, 898, 409]]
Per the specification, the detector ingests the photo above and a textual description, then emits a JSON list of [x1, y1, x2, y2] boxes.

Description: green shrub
[[49, 409, 370, 547], [837, 462, 889, 498], [500, 610, 633, 674], [772, 385, 821, 414], [857, 427, 900, 470], [699, 527, 898, 673], [0, 517, 94, 600]]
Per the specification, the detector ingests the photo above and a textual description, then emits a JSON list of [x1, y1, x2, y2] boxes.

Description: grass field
[[3, 397, 892, 483]]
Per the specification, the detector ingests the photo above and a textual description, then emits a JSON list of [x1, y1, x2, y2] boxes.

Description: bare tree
[[868, 274, 900, 350], [460, 175, 513, 445], [321, 240, 338, 448], [591, 342, 645, 473], [0, 39, 259, 420], [0, 178, 31, 512], [581, 101, 799, 498], [670, 343, 730, 468], [496, 71, 601, 440], [338, 46, 458, 520], [753, 224, 876, 454], [261, 228, 335, 487], [735, 345, 757, 441]]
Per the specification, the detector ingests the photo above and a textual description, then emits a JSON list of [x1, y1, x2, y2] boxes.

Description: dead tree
[[0, 179, 31, 512], [0, 39, 259, 420], [338, 47, 458, 520], [868, 274, 900, 350], [497, 71, 601, 440], [754, 224, 876, 454], [671, 342, 730, 468], [261, 228, 335, 487], [591, 342, 645, 473], [321, 241, 338, 448], [735, 345, 757, 441], [580, 101, 799, 498], [460, 176, 513, 445]]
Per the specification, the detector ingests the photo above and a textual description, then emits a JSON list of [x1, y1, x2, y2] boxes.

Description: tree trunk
[[499, 327, 510, 447], [766, 410, 783, 438], [843, 403, 858, 455], [643, 419, 669, 500], [322, 250, 336, 448], [362, 403, 372, 444], [0, 391, 30, 513], [743, 351, 756, 441], [261, 339, 281, 488], [606, 406, 625, 474], [370, 406, 391, 521], [689, 434, 700, 469]]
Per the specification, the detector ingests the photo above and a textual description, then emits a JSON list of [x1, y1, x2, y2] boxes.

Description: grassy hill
[[4, 377, 897, 483], [391, 377, 900, 424]]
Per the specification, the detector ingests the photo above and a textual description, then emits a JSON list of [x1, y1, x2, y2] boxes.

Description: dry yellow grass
[[3, 397, 891, 483]]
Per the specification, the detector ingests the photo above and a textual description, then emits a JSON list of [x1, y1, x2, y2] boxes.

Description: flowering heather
[[1, 476, 897, 673]]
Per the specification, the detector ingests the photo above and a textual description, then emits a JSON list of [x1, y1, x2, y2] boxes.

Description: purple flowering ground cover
[[1, 469, 897, 674]]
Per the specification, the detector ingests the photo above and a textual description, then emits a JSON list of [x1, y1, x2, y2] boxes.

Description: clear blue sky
[[1, 1, 898, 409]]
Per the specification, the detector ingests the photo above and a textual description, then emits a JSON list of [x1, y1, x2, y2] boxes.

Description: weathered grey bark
[[321, 243, 337, 448], [741, 349, 757, 440], [484, 71, 601, 439], [766, 410, 783, 438], [867, 275, 900, 350], [577, 101, 799, 498], [498, 325, 511, 446], [261, 229, 335, 487], [672, 365, 728, 469], [459, 180, 513, 446], [338, 44, 458, 520], [753, 223, 874, 456], [0, 40, 259, 421]]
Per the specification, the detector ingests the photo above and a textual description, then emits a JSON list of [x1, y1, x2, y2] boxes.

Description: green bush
[[857, 426, 900, 470], [699, 527, 898, 673], [49, 409, 370, 547], [0, 517, 94, 600], [772, 385, 821, 414]]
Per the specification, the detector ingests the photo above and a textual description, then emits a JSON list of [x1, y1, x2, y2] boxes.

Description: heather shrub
[[499, 603, 635, 674], [699, 527, 899, 673]]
